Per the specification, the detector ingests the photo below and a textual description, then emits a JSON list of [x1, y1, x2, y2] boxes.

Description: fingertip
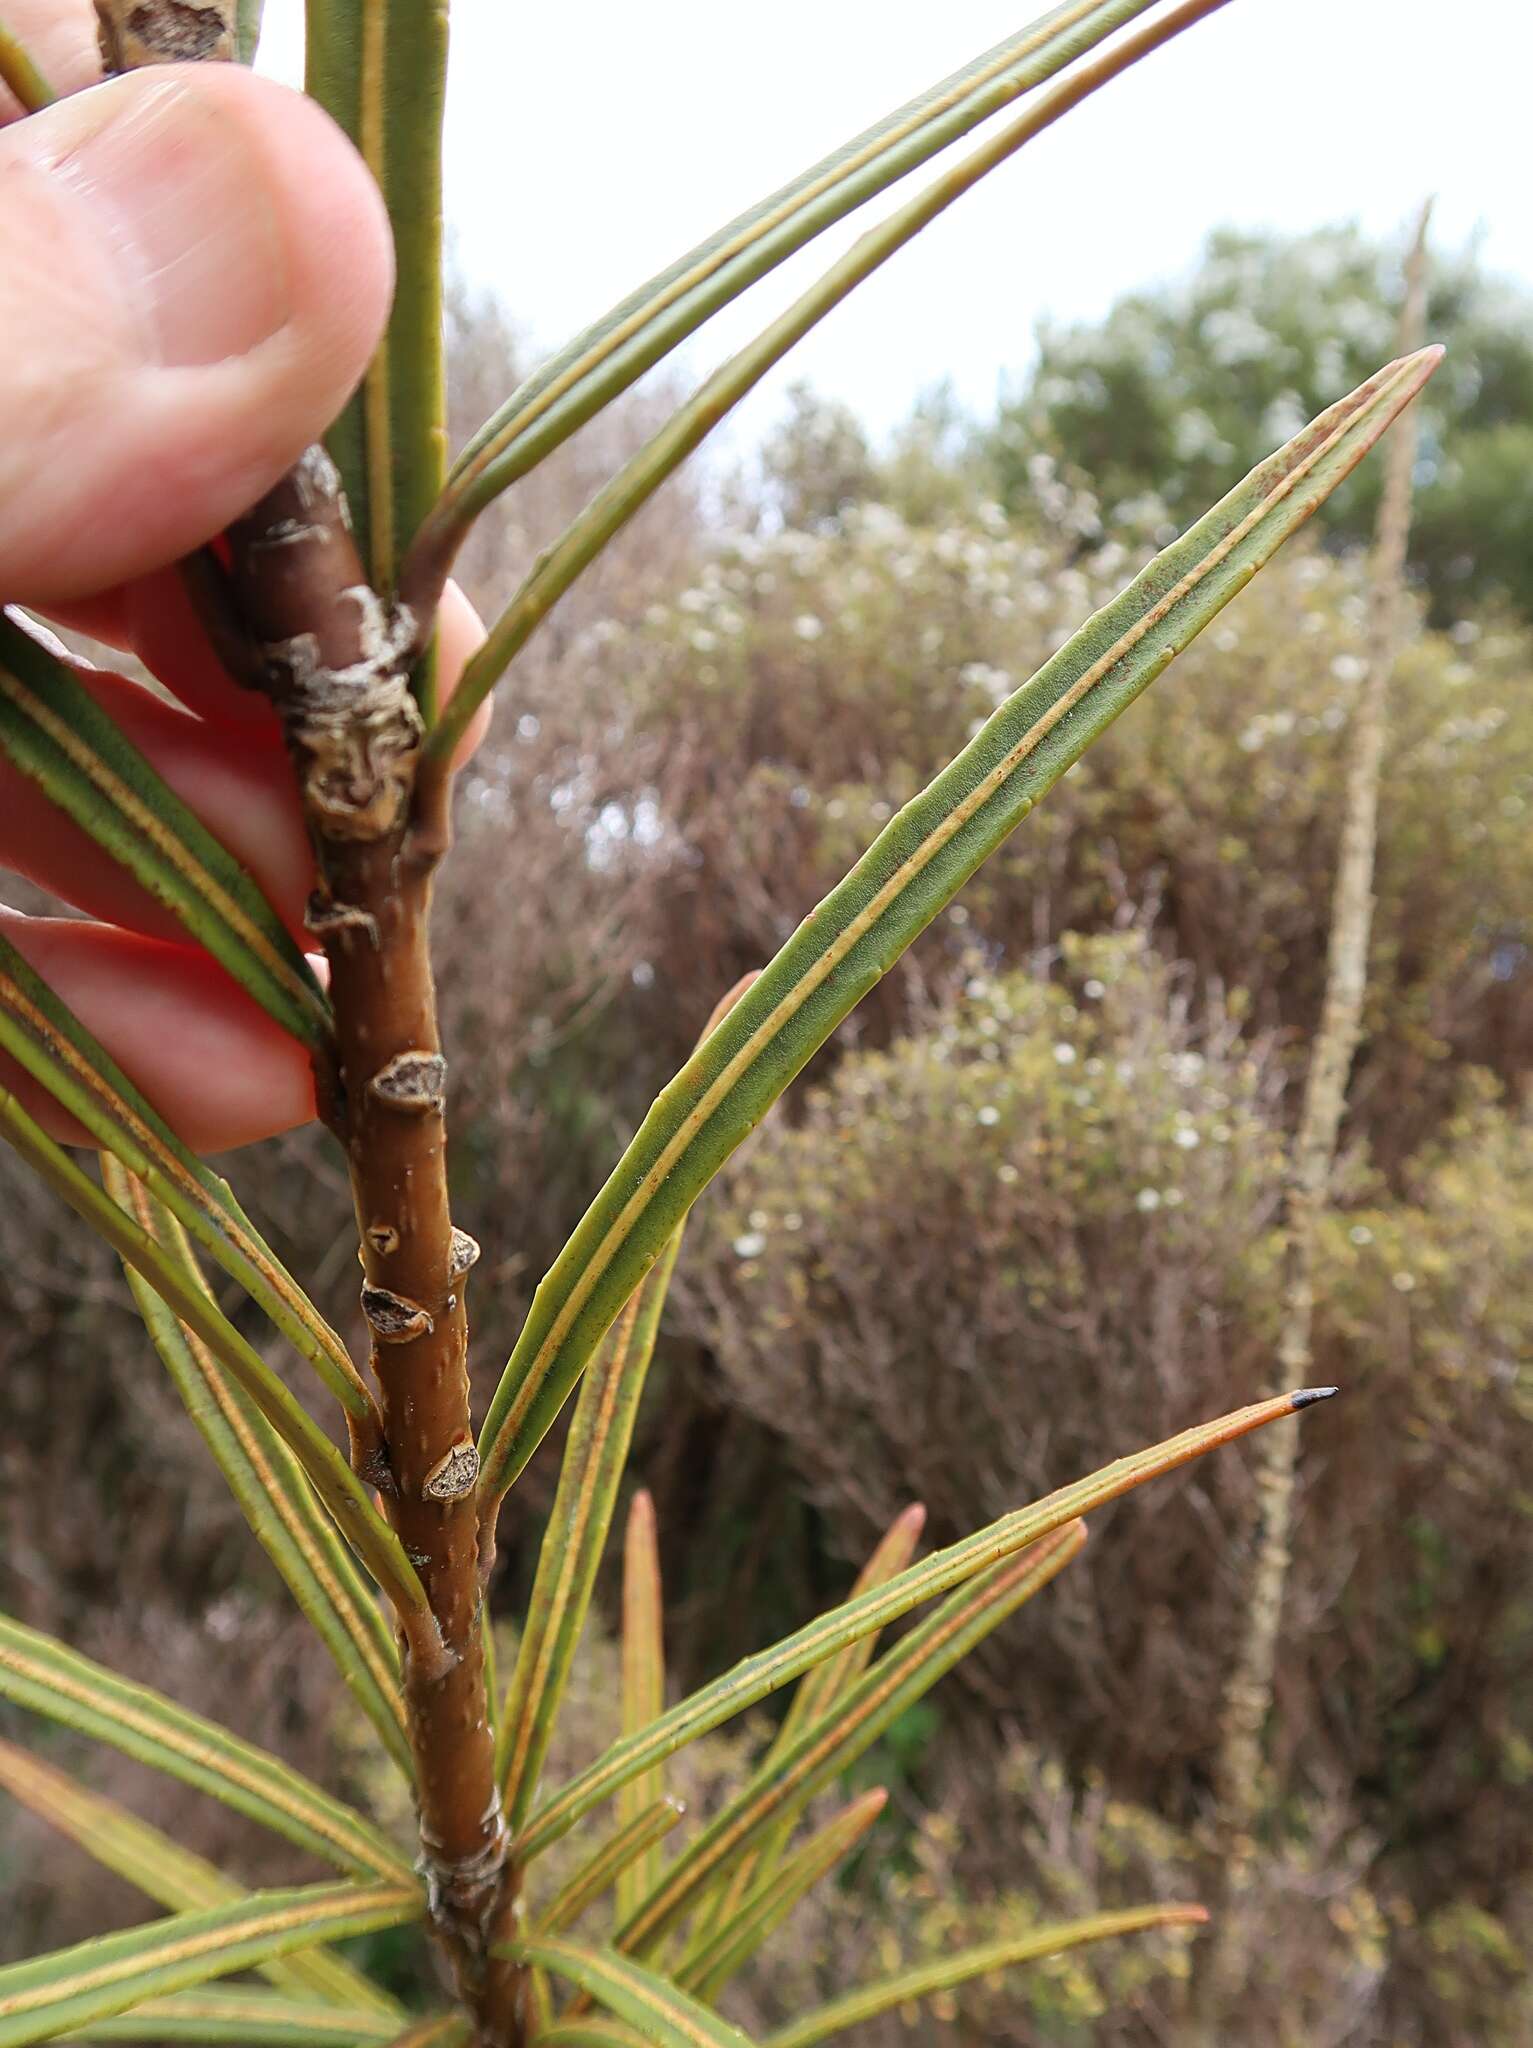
[[0, 65, 394, 602], [436, 581, 493, 767], [0, 914, 317, 1153]]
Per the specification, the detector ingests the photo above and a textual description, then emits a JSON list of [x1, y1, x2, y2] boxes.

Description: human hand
[[0, 0, 486, 1152]]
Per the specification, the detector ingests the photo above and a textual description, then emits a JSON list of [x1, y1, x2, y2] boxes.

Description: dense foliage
[[981, 224, 1533, 626]]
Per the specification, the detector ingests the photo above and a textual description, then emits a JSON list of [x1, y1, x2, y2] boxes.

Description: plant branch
[[94, 12, 509, 2032], [1190, 197, 1434, 2033]]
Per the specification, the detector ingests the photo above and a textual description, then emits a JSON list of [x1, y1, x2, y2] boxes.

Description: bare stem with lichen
[[222, 456, 521, 2038], [1190, 200, 1433, 2031], [94, 7, 522, 2036]]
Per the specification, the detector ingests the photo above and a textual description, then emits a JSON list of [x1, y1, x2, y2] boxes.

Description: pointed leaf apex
[[1290, 1385, 1340, 1410], [896, 1502, 927, 1539], [1396, 341, 1445, 388]]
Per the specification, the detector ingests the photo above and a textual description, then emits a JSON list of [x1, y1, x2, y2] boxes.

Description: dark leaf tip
[[1290, 1385, 1340, 1409]]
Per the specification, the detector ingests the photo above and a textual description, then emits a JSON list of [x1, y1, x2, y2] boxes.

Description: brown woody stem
[[223, 460, 521, 2033], [97, 11, 516, 2032]]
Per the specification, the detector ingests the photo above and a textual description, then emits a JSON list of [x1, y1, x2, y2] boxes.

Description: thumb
[[0, 64, 394, 605]]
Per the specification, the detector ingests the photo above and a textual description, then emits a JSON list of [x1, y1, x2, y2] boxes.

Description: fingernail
[[36, 76, 290, 367]]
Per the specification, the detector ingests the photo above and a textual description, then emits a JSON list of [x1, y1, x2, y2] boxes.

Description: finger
[[436, 583, 496, 764], [0, 647, 312, 942], [0, 63, 393, 604], [0, 0, 98, 121], [0, 912, 316, 1152]]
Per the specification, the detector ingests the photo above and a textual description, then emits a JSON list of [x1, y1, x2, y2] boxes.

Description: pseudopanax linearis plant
[[0, 2, 1439, 2045]]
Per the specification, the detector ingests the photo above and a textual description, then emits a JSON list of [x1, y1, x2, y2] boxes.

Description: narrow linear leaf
[[534, 2024, 643, 2048], [474, 348, 1434, 1507], [498, 976, 756, 1823], [496, 1239, 682, 1826], [0, 22, 56, 108], [679, 1791, 888, 2004], [0, 1613, 414, 1885], [617, 1491, 666, 1921], [306, 0, 448, 693], [607, 1527, 1083, 1969], [0, 1085, 428, 1623], [529, 1970, 556, 2034], [504, 1938, 753, 2048], [690, 1505, 925, 1951], [371, 2022, 471, 2048], [429, 0, 1231, 769], [763, 1505, 928, 1772], [482, 1603, 500, 1750], [516, 1391, 1334, 1859], [0, 1883, 421, 2048], [59, 1988, 404, 2042], [538, 1801, 687, 1938], [100, 1159, 410, 1775], [0, 1737, 230, 1911], [0, 934, 375, 1428], [235, 0, 265, 66], [416, 0, 1161, 586], [763, 1903, 1210, 2048], [0, 614, 329, 1048], [0, 1740, 396, 2017]]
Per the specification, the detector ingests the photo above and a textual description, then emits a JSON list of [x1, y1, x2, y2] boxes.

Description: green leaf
[[498, 975, 755, 1824], [537, 1801, 687, 1939], [412, 0, 1162, 595], [306, 0, 449, 701], [59, 1988, 405, 2042], [497, 1242, 683, 1828], [0, 614, 329, 1049], [516, 1390, 1331, 1860], [678, 1791, 887, 2004], [503, 1938, 753, 2048], [763, 1505, 927, 1773], [0, 1085, 428, 1624], [0, 1613, 414, 1885], [0, 935, 376, 1432], [235, 0, 265, 65], [0, 1740, 397, 2017], [617, 1491, 666, 1922], [99, 1161, 411, 1778], [689, 1505, 925, 1950], [610, 1526, 1083, 1964], [534, 2025, 643, 2048], [0, 1884, 422, 2048], [370, 2023, 471, 2048], [475, 348, 1435, 1505], [426, 0, 1233, 769], [0, 21, 56, 108], [748, 1504, 924, 1873], [762, 1903, 1210, 2047]]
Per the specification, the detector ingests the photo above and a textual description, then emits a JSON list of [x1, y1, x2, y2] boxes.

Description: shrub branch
[[1191, 197, 1434, 2030]]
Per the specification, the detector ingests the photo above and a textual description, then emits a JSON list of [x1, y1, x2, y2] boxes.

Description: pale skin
[[0, 0, 488, 1151]]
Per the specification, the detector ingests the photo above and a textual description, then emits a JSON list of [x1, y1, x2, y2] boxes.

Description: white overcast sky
[[259, 1, 1530, 443]]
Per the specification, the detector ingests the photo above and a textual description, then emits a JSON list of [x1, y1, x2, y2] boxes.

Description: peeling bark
[[95, 0, 235, 69], [93, 21, 520, 2029]]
